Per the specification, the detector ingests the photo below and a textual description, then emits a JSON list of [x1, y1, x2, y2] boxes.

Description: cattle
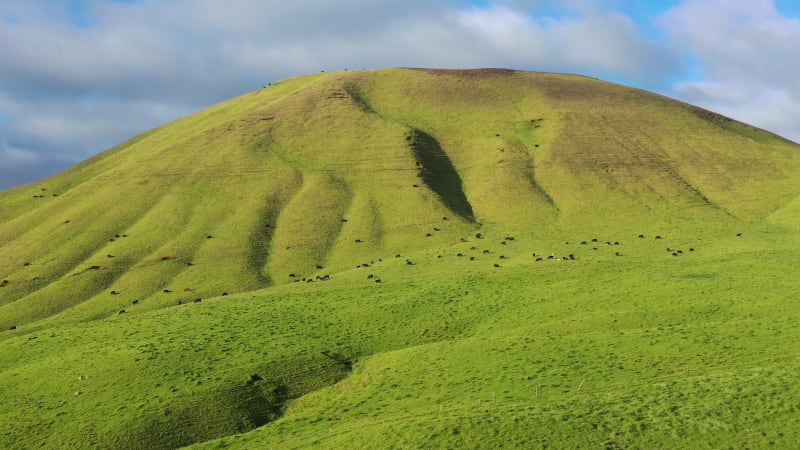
[[677, 250, 683, 254], [434, 227, 441, 231], [354, 239, 363, 243], [107, 254, 115, 258], [161, 256, 176, 261], [499, 255, 508, 260], [547, 255, 554, 260], [23, 262, 30, 266], [118, 310, 126, 314], [406, 260, 414, 265], [442, 216, 449, 221], [222, 292, 229, 296], [206, 235, 213, 239], [568, 254, 575, 260], [483, 249, 490, 254], [501, 241, 507, 245], [493, 263, 501, 268], [0, 280, 8, 287], [9, 326, 15, 330], [110, 290, 120, 295], [655, 236, 663, 240], [315, 265, 324, 269], [672, 253, 678, 257], [469, 246, 476, 250], [460, 238, 468, 243], [341, 218, 348, 222], [737, 233, 743, 237], [193, 298, 202, 303], [183, 288, 192, 292], [476, 233, 483, 239], [132, 300, 139, 305], [178, 300, 183, 305], [505, 236, 515, 241], [412, 184, 420, 188], [367, 274, 374, 279], [437, 255, 443, 258], [163, 289, 172, 293], [535, 257, 543, 262], [289, 273, 296, 277], [638, 234, 645, 238], [591, 238, 598, 242], [64, 220, 70, 224], [615, 252, 622, 256], [396, 254, 402, 258], [375, 279, 382, 283], [470, 256, 476, 261], [689, 248, 695, 252], [457, 253, 463, 257], [426, 233, 433, 237], [614, 242, 620, 246], [186, 262, 194, 266]]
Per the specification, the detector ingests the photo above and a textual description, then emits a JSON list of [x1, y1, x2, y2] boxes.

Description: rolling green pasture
[[1, 68, 800, 448], [2, 225, 799, 448]]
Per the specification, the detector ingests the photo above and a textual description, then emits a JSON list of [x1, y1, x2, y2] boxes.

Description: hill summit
[[2, 68, 800, 449], [1, 68, 799, 329]]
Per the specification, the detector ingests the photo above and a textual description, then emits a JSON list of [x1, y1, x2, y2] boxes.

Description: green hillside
[[1, 68, 799, 449]]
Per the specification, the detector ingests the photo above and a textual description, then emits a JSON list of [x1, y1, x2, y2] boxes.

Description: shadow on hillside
[[409, 129, 475, 220], [115, 357, 354, 449]]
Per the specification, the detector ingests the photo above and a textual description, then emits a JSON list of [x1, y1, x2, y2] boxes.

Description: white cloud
[[1, 0, 796, 189], [661, 0, 800, 142]]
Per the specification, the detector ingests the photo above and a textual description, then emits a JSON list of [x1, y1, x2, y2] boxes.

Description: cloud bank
[[0, 0, 797, 189]]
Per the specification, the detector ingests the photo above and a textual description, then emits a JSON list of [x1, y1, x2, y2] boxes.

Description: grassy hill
[[1, 68, 799, 448]]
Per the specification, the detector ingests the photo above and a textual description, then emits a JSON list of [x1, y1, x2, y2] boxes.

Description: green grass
[[1, 68, 799, 448]]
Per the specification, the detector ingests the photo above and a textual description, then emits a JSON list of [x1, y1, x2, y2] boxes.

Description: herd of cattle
[[3, 207, 744, 330]]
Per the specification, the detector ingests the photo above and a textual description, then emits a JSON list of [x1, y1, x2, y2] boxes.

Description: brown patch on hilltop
[[405, 68, 518, 77]]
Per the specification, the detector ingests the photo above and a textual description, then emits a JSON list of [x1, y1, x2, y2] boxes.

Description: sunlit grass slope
[[1, 68, 800, 448]]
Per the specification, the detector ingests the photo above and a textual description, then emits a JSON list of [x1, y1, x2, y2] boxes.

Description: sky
[[1, 0, 799, 190]]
